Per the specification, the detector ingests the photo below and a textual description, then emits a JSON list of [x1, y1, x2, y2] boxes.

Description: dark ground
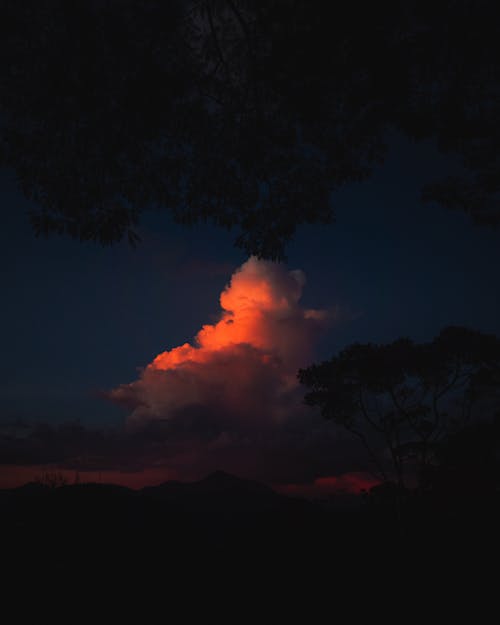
[[2, 471, 498, 582]]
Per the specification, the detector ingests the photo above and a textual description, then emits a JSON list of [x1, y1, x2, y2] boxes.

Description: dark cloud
[[0, 413, 370, 488], [0, 258, 374, 493]]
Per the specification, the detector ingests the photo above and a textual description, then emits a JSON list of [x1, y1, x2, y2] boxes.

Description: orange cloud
[[94, 257, 369, 489], [149, 257, 325, 371], [109, 257, 331, 430]]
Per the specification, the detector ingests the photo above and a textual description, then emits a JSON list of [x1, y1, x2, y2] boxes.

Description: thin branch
[[388, 388, 423, 440], [206, 0, 229, 75], [225, 0, 252, 44], [358, 389, 384, 433], [435, 362, 468, 399], [346, 425, 388, 483], [225, 0, 260, 115]]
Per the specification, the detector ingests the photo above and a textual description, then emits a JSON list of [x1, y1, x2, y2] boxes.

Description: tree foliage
[[298, 327, 500, 486], [1, 1, 499, 258]]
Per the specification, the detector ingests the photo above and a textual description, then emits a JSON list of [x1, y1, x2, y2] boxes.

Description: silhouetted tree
[[34, 470, 68, 489], [422, 413, 500, 497], [298, 327, 500, 488], [1, 1, 499, 258]]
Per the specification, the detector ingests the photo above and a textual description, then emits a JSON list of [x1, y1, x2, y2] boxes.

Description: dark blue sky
[[2, 134, 499, 428]]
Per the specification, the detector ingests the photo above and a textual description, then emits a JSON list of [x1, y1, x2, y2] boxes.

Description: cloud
[[109, 257, 330, 431], [101, 256, 363, 485], [0, 416, 369, 489], [0, 258, 373, 493]]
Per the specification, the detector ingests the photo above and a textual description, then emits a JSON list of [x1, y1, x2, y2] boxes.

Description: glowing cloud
[[0, 262, 371, 493], [109, 257, 330, 431]]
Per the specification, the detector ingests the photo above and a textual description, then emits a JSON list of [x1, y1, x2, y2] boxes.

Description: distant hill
[[0, 471, 320, 552], [2, 469, 496, 580], [141, 470, 279, 503]]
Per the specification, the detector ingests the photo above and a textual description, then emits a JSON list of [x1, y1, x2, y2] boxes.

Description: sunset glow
[[110, 257, 330, 429]]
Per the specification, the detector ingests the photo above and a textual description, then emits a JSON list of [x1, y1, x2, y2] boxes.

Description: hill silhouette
[[142, 470, 277, 501], [0, 471, 358, 578], [2, 468, 498, 581]]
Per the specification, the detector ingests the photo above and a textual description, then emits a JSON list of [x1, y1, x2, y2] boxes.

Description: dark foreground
[[2, 471, 499, 583]]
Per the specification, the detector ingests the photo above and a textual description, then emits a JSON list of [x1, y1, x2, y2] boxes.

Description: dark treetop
[[1, 0, 499, 259]]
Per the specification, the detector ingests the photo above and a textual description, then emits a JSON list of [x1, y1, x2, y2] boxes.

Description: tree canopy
[[298, 327, 500, 486], [1, 1, 499, 258]]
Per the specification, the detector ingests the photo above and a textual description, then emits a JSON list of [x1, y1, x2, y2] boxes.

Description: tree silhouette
[[298, 327, 500, 488], [1, 1, 499, 258], [421, 413, 500, 498], [34, 470, 68, 489]]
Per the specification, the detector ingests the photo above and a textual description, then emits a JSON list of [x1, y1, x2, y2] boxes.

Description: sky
[[1, 134, 499, 493]]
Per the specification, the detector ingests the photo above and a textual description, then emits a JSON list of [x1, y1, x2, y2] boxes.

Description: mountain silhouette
[[141, 470, 278, 502], [2, 469, 496, 580]]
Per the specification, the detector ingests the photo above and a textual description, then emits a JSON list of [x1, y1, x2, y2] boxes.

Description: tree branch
[[206, 0, 229, 76], [345, 424, 388, 483]]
